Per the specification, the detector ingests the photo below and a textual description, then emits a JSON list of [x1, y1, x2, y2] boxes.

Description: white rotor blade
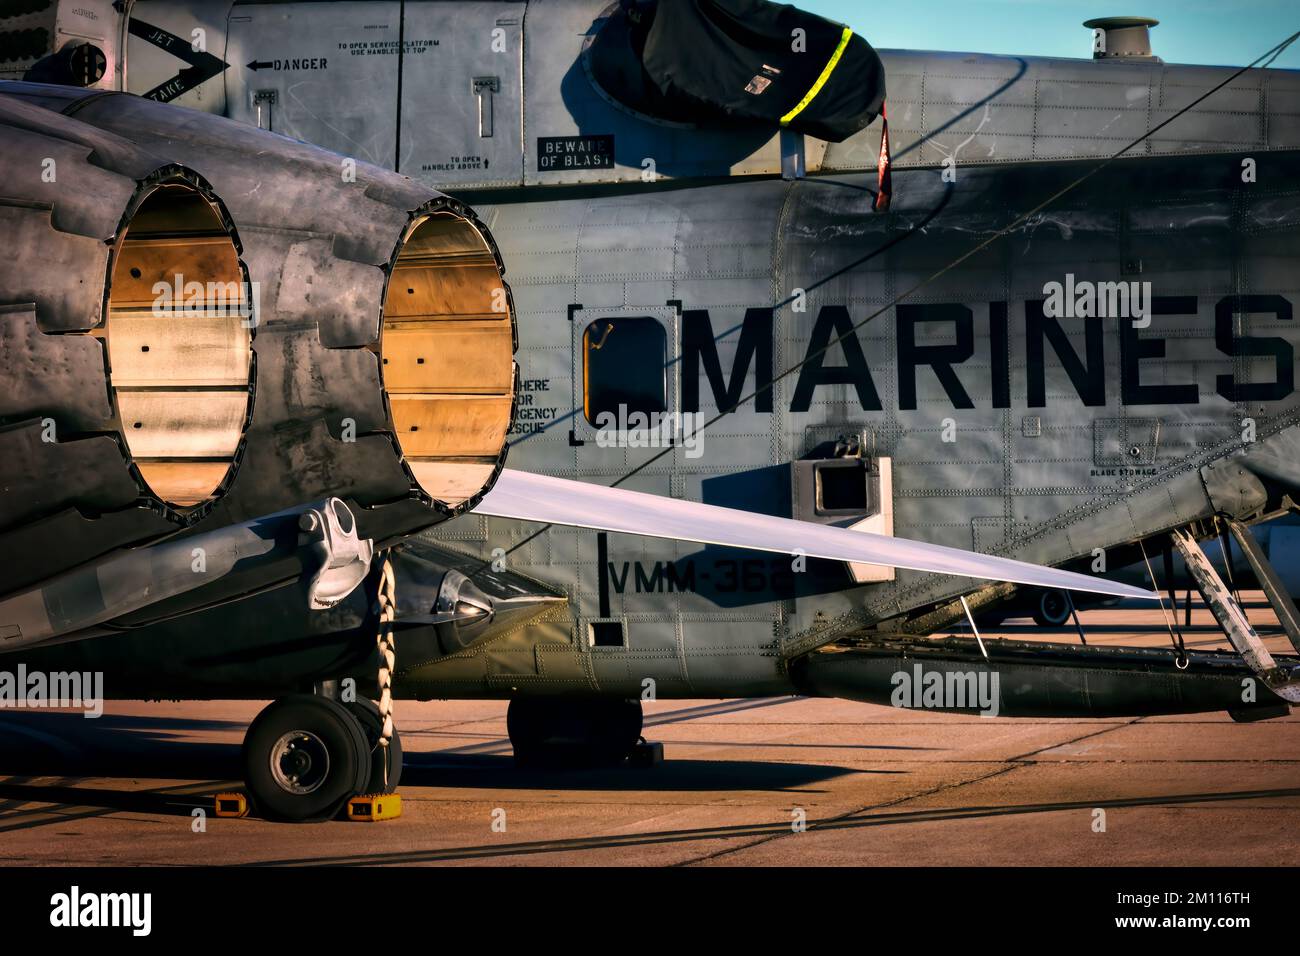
[[476, 469, 1156, 601]]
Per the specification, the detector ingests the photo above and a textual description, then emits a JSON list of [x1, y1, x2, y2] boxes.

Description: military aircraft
[[1, 0, 1298, 821]]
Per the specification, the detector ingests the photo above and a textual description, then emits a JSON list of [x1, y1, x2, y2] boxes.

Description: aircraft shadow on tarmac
[[0, 712, 245, 780], [0, 709, 889, 801], [399, 754, 895, 793], [0, 781, 217, 825], [2, 709, 1297, 850]]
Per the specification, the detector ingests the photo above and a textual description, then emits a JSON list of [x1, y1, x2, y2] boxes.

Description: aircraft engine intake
[[103, 179, 252, 509], [0, 82, 517, 603], [381, 213, 515, 507], [0, 92, 258, 599]]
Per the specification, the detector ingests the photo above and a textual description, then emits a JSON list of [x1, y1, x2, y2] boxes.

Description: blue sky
[[801, 1, 1300, 70]]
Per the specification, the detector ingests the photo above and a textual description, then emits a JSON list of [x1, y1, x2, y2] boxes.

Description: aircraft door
[[397, 2, 524, 187], [567, 305, 687, 693], [226, 3, 402, 168]]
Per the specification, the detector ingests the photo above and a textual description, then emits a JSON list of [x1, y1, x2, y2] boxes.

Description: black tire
[[345, 698, 402, 794], [243, 695, 371, 822], [507, 698, 643, 768], [1032, 589, 1072, 628]]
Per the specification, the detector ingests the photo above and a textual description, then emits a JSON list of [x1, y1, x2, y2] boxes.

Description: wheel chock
[[628, 741, 664, 767], [214, 792, 250, 818], [346, 792, 402, 821]]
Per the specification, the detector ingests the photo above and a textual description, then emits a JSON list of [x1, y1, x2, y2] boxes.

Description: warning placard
[[537, 135, 615, 171]]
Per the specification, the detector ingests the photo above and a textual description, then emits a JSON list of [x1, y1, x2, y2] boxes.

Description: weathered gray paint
[[5, 0, 1300, 705]]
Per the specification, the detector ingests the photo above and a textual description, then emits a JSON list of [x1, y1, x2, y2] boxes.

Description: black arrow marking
[[128, 18, 229, 103], [246, 60, 273, 71]]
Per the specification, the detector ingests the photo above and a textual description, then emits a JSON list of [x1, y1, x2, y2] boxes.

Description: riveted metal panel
[[225, 2, 400, 169], [398, 1, 524, 188]]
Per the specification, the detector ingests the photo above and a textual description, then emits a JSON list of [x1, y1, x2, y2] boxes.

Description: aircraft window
[[589, 621, 626, 648], [582, 316, 667, 425], [816, 460, 869, 514]]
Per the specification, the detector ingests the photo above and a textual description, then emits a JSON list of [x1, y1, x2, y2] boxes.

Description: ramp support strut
[[1170, 527, 1300, 703]]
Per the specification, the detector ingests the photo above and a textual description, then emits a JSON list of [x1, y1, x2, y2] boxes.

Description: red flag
[[874, 102, 892, 212]]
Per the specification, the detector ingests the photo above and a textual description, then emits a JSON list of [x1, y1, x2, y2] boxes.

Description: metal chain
[[376, 554, 397, 785]]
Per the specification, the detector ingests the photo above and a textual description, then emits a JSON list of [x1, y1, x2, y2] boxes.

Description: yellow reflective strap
[[780, 26, 853, 127]]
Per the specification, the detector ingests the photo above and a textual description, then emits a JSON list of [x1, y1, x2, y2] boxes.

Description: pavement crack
[[675, 717, 1146, 867]]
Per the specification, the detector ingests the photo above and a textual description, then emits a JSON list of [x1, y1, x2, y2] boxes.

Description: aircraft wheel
[[243, 695, 371, 822], [507, 697, 643, 768], [345, 698, 403, 794], [1032, 588, 1072, 628]]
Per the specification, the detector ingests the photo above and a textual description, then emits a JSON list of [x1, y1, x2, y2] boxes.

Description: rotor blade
[[475, 469, 1156, 601]]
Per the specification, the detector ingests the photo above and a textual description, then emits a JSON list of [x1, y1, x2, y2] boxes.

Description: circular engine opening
[[381, 211, 514, 507], [103, 181, 252, 510]]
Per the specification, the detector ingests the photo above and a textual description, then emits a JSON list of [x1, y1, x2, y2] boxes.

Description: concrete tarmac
[[0, 597, 1296, 866]]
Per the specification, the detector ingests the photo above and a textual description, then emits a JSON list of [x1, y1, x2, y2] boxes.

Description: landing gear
[[242, 694, 372, 822], [345, 697, 403, 794], [507, 697, 643, 768], [1032, 588, 1071, 627]]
